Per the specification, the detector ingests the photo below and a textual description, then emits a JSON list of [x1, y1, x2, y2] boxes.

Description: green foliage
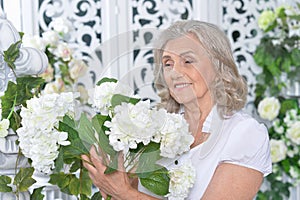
[[0, 76, 44, 131], [13, 167, 36, 192], [111, 94, 140, 107], [139, 167, 170, 196], [91, 192, 102, 200], [3, 32, 23, 70], [0, 175, 12, 192], [30, 187, 45, 200], [49, 170, 92, 197], [255, 4, 300, 200], [96, 77, 117, 85]]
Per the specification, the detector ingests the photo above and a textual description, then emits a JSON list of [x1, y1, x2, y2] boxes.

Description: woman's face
[[162, 33, 216, 105]]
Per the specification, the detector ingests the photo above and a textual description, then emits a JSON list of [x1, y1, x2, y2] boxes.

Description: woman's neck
[[183, 97, 214, 147]]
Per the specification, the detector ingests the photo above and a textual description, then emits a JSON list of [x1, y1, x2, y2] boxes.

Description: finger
[[90, 152, 107, 173], [81, 154, 91, 164], [100, 191, 107, 199], [118, 151, 126, 172]]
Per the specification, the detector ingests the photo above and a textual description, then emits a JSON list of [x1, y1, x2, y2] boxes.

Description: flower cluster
[[91, 81, 133, 115], [22, 18, 88, 103], [254, 4, 300, 199], [257, 96, 300, 198], [16, 92, 77, 173], [87, 78, 195, 199], [258, 5, 300, 44], [166, 159, 196, 200], [254, 4, 300, 103]]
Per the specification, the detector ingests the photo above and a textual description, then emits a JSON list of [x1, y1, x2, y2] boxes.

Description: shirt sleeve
[[219, 117, 272, 176]]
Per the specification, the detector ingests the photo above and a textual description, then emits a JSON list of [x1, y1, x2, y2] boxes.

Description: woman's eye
[[163, 61, 173, 68], [185, 60, 193, 64]]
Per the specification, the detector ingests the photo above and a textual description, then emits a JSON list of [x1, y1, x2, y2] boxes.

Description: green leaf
[[111, 94, 140, 107], [13, 167, 36, 192], [62, 114, 77, 129], [69, 159, 81, 173], [1, 76, 44, 131], [135, 142, 161, 174], [49, 172, 70, 189], [291, 48, 300, 66], [78, 113, 98, 150], [139, 167, 170, 196], [53, 147, 64, 173], [79, 169, 93, 196], [91, 191, 102, 200], [92, 115, 115, 156], [59, 118, 89, 158], [0, 175, 12, 192], [92, 114, 110, 133], [279, 99, 298, 116], [79, 194, 89, 200], [3, 39, 22, 70], [30, 187, 45, 200], [69, 177, 80, 196], [96, 77, 118, 86], [62, 139, 88, 161]]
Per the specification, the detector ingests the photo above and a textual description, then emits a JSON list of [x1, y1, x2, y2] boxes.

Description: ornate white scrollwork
[[38, 0, 103, 88], [221, 0, 275, 111]]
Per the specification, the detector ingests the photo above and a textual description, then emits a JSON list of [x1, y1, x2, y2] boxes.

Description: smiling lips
[[174, 83, 192, 88]]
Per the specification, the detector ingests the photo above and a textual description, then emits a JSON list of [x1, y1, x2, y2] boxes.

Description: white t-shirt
[[138, 106, 272, 199]]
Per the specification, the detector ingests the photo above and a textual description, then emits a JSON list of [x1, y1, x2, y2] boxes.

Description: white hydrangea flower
[[270, 139, 288, 163], [22, 34, 46, 51], [42, 30, 60, 47], [0, 119, 10, 138], [105, 100, 157, 151], [166, 159, 196, 200], [159, 112, 194, 158], [286, 121, 300, 145], [258, 97, 280, 121], [16, 92, 75, 173], [50, 18, 73, 36], [92, 81, 133, 115]]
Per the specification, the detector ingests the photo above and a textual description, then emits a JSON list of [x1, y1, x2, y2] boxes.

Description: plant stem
[[7, 93, 17, 120]]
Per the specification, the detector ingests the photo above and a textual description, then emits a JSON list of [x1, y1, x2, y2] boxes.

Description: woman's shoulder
[[227, 110, 267, 133], [219, 110, 272, 176]]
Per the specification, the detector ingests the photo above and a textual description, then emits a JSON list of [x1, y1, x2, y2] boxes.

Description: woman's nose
[[171, 61, 184, 79]]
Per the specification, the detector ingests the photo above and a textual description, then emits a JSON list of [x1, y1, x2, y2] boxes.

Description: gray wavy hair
[[153, 20, 248, 117]]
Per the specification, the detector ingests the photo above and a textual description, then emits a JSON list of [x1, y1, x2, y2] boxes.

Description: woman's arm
[[202, 163, 263, 200], [81, 147, 160, 200]]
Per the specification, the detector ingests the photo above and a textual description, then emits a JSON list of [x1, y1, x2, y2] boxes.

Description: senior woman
[[82, 20, 272, 199]]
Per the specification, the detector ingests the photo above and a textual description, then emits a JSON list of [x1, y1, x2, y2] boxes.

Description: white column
[[2, 0, 38, 35], [2, 0, 22, 30], [20, 0, 39, 35], [192, 0, 222, 25]]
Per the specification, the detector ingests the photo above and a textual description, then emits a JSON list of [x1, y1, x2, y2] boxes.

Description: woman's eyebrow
[[162, 55, 171, 60], [162, 50, 196, 61], [180, 51, 195, 57]]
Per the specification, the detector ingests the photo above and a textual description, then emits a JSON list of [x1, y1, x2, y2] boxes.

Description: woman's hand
[[81, 146, 133, 199]]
